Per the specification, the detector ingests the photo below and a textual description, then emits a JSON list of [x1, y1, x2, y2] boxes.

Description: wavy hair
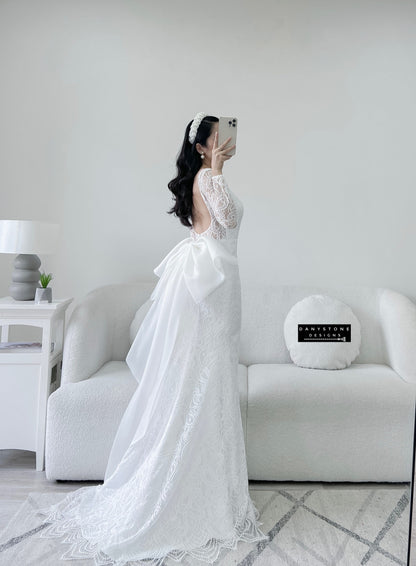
[[167, 115, 219, 228]]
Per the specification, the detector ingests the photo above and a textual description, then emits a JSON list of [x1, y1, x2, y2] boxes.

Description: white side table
[[0, 296, 73, 471]]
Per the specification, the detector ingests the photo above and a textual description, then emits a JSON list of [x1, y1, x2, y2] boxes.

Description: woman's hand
[[211, 132, 236, 175]]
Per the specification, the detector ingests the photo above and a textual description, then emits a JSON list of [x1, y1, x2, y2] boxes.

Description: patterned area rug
[[0, 486, 411, 565]]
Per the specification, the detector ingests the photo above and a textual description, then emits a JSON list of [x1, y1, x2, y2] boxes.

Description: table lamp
[[0, 220, 60, 301]]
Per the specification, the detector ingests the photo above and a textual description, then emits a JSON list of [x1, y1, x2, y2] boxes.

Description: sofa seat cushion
[[59, 361, 139, 407], [246, 362, 416, 481], [46, 361, 249, 480], [45, 362, 138, 480]]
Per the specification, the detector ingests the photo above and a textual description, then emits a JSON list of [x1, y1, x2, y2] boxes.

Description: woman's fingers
[[212, 132, 235, 168], [214, 132, 233, 151], [218, 135, 232, 150], [219, 144, 236, 154]]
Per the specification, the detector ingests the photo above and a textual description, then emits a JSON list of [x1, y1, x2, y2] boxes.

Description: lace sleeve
[[199, 168, 237, 229]]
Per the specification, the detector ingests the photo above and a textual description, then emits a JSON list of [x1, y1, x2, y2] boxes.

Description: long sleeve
[[199, 168, 238, 229]]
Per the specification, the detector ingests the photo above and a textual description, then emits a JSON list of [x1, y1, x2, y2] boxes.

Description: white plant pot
[[35, 287, 52, 304]]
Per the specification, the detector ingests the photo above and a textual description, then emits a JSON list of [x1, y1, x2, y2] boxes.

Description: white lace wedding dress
[[35, 167, 268, 565]]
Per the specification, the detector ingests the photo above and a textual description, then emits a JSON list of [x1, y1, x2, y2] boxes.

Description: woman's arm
[[199, 168, 237, 229]]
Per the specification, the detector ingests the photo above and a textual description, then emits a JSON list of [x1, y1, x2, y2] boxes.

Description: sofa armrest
[[61, 290, 113, 384], [61, 282, 156, 384], [379, 288, 416, 384]]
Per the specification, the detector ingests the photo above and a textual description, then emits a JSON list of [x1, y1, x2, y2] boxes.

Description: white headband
[[188, 112, 208, 144]]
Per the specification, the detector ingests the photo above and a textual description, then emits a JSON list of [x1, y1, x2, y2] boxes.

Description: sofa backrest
[[239, 283, 387, 366], [97, 281, 400, 367]]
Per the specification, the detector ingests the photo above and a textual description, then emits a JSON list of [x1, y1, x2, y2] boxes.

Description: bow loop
[[150, 236, 237, 304]]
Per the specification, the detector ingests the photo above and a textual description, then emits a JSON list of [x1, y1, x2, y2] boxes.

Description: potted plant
[[35, 271, 53, 303]]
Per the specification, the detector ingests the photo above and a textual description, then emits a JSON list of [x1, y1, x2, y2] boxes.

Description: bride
[[35, 112, 269, 565]]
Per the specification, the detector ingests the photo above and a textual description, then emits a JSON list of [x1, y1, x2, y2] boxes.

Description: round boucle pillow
[[129, 299, 152, 345], [283, 294, 361, 369]]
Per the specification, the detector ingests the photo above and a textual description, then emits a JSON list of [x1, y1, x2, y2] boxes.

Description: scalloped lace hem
[[36, 501, 269, 565]]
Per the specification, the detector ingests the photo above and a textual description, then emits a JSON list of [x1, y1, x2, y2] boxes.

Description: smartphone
[[218, 116, 238, 156]]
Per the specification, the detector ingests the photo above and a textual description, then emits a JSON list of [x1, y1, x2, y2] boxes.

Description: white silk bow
[[150, 236, 238, 304]]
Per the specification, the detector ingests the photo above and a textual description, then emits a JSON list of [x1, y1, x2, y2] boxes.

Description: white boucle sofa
[[44, 282, 416, 482]]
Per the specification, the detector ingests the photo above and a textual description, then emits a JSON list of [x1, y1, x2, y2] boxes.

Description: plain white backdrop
[[1, 0, 415, 339]]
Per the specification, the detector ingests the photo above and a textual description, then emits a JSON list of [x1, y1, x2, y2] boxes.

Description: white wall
[[1, 0, 415, 337]]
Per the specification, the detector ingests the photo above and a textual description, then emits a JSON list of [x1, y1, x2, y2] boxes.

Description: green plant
[[39, 271, 53, 288]]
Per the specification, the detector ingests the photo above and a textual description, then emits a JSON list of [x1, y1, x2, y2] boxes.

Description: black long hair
[[167, 115, 219, 228]]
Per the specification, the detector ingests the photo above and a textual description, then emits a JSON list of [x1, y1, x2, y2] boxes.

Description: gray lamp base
[[9, 254, 41, 301]]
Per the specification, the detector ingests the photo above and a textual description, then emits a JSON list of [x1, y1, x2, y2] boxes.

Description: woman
[[36, 112, 269, 565]]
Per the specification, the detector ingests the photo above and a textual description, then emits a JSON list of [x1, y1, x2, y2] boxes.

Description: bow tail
[[150, 237, 192, 302]]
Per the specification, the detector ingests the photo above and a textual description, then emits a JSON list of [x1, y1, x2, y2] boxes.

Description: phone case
[[218, 116, 237, 156]]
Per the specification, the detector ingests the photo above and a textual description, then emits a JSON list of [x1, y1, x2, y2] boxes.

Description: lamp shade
[[0, 220, 59, 255]]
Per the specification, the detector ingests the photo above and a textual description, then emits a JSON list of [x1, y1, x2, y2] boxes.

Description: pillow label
[[298, 324, 351, 342]]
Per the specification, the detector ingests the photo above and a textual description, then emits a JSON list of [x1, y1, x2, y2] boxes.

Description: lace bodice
[[190, 168, 243, 243]]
